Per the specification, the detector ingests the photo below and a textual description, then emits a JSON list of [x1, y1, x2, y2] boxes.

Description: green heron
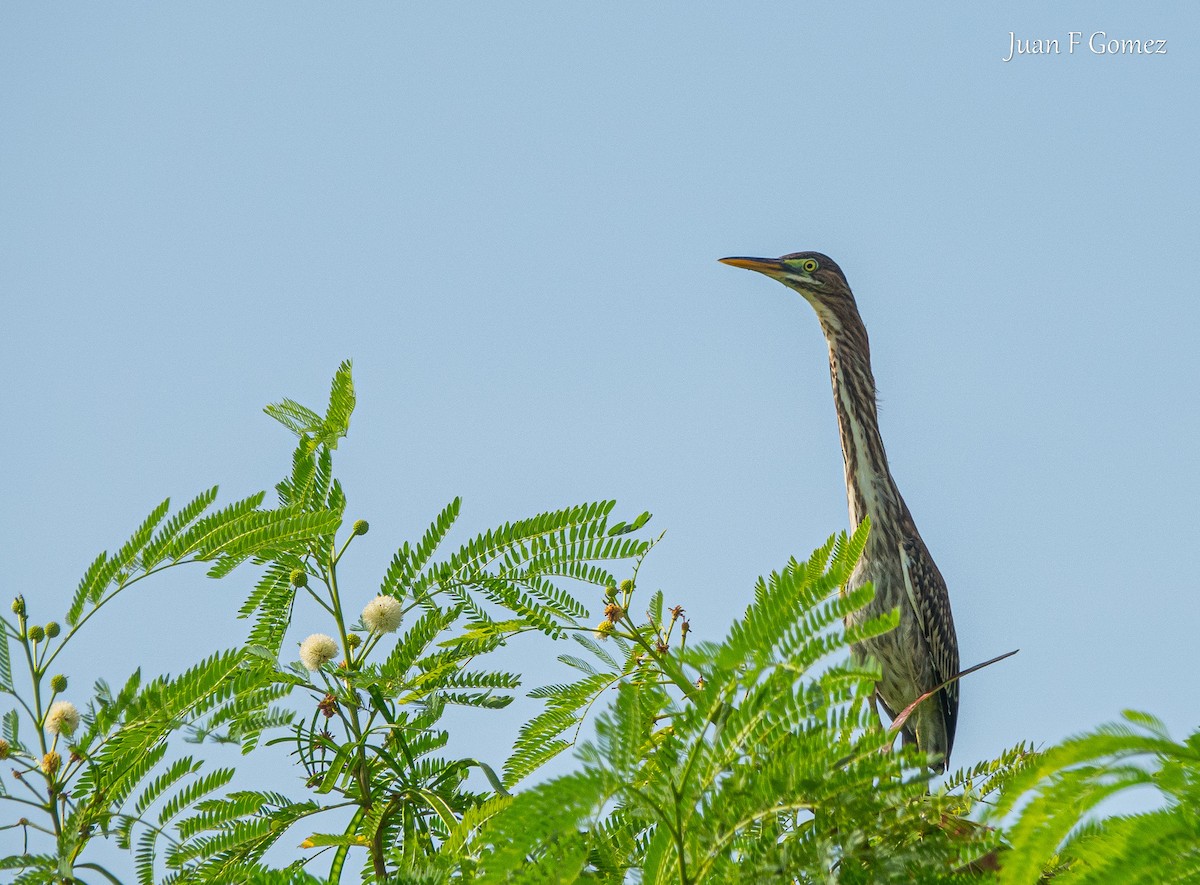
[[720, 251, 960, 770]]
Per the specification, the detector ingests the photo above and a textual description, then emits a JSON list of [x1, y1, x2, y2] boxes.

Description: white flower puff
[[362, 595, 403, 634], [299, 633, 339, 670], [46, 700, 80, 736]]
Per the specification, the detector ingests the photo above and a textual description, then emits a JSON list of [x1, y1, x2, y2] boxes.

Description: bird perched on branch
[[719, 251, 960, 771]]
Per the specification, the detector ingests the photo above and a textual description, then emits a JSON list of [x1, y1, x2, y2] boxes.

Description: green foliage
[[162, 363, 653, 882], [0, 627, 11, 694], [2, 360, 1189, 884], [264, 358, 355, 453], [432, 524, 1017, 883], [988, 710, 1200, 884]]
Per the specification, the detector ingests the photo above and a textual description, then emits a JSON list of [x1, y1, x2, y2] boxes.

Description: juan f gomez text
[[1003, 31, 1167, 62]]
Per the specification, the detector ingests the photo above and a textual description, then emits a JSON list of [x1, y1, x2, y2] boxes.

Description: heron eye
[[801, 259, 819, 273]]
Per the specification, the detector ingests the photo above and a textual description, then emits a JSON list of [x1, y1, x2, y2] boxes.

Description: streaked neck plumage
[[812, 306, 906, 535]]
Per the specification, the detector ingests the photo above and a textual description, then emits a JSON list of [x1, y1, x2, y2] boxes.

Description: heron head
[[719, 251, 855, 321]]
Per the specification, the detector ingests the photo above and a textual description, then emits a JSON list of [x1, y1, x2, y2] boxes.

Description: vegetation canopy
[[2, 364, 1195, 883]]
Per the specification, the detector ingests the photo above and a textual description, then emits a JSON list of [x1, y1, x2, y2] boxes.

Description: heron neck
[[822, 322, 902, 533]]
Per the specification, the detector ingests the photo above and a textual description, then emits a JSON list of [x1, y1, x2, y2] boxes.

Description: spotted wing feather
[[901, 535, 960, 763]]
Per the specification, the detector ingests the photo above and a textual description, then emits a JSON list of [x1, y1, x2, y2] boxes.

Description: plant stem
[[19, 630, 64, 844], [619, 615, 698, 701], [327, 542, 389, 880], [43, 561, 189, 672], [75, 862, 125, 885], [669, 783, 690, 885]]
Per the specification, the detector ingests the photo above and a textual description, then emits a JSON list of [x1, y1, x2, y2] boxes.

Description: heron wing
[[899, 536, 960, 759]]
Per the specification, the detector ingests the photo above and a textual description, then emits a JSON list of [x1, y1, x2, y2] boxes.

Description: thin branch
[[890, 649, 1020, 738]]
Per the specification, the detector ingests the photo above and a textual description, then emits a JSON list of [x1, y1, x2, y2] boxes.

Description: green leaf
[[265, 361, 355, 453], [0, 628, 11, 693], [141, 486, 220, 570], [264, 398, 324, 437], [200, 508, 341, 561], [608, 510, 652, 536], [166, 492, 267, 562], [380, 497, 461, 599], [322, 358, 355, 443]]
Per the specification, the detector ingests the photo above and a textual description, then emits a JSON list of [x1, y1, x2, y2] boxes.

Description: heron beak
[[718, 256, 786, 277]]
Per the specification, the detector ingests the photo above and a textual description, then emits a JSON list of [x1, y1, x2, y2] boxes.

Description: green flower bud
[[28, 625, 45, 642], [11, 596, 25, 616], [619, 579, 634, 594], [45, 622, 61, 638], [347, 633, 362, 649], [604, 585, 618, 600], [352, 519, 369, 536], [50, 675, 68, 693], [289, 568, 309, 588]]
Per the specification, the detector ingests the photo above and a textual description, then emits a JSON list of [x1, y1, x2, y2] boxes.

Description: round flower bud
[[299, 634, 338, 670], [604, 585, 618, 600], [50, 674, 68, 693], [41, 751, 61, 776], [361, 595, 403, 634], [11, 596, 25, 616], [0, 738, 9, 759], [352, 519, 370, 536], [45, 622, 61, 638], [46, 701, 80, 736], [346, 633, 362, 649], [289, 568, 309, 588], [594, 620, 615, 640], [619, 579, 634, 594], [28, 625, 45, 642]]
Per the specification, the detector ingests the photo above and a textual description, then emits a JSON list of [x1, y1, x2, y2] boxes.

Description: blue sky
[[4, 2, 1199, 867]]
